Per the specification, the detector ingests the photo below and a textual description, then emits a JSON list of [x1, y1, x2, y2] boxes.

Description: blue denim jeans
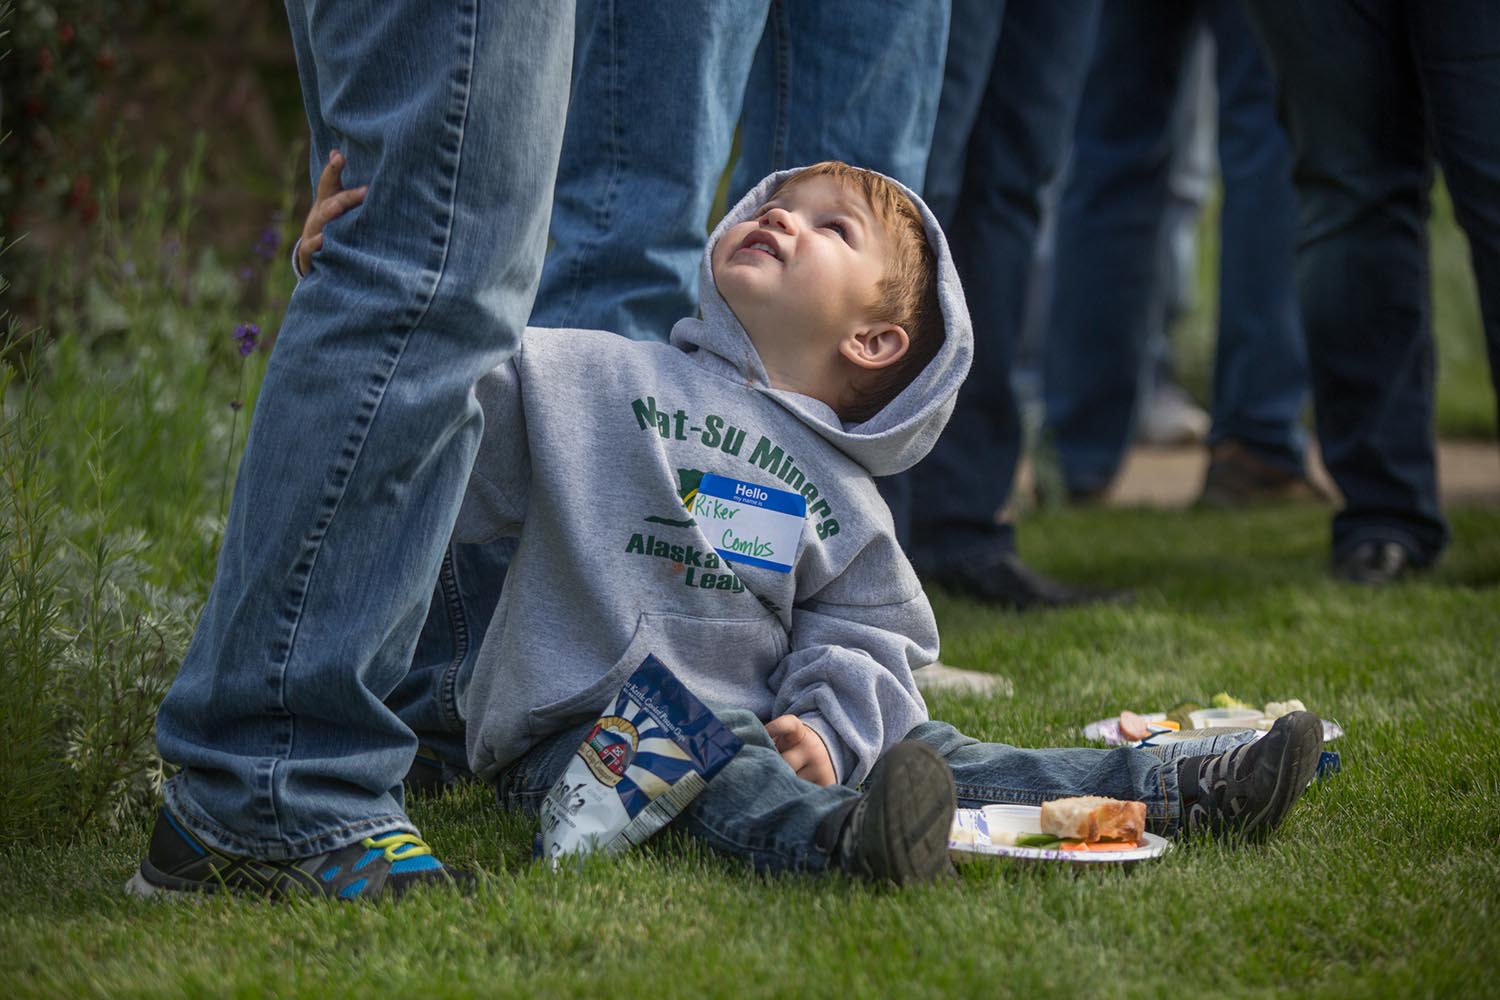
[[1044, 0, 1308, 495], [907, 0, 1103, 562], [532, 0, 949, 342], [384, 539, 514, 781], [1243, 0, 1500, 565], [153, 1, 574, 860], [496, 710, 1249, 874]]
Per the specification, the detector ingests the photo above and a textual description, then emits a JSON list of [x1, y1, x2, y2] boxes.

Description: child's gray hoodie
[[456, 167, 973, 786]]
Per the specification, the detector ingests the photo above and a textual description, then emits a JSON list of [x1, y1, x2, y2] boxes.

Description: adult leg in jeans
[[1049, 0, 1308, 500], [728, 0, 947, 205], [153, 2, 573, 860], [1137, 33, 1214, 451], [908, 0, 1115, 608], [1242, 0, 1500, 572], [728, 0, 951, 544], [1044, 0, 1200, 497], [383, 538, 513, 786], [531, 0, 767, 341], [1199, 0, 1311, 500], [1409, 4, 1500, 450]]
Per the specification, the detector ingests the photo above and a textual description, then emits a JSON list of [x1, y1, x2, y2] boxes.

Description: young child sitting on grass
[[135, 158, 1326, 894]]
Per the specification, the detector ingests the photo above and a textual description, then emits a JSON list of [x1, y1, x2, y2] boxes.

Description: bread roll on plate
[[1039, 796, 1146, 843]]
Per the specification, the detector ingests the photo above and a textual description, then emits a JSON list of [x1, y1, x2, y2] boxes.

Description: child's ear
[[840, 322, 910, 370]]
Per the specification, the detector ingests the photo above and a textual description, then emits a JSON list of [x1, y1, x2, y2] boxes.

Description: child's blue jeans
[[496, 708, 1255, 875]]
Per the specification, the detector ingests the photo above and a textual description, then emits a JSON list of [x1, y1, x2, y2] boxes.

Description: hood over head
[[670, 165, 973, 478]]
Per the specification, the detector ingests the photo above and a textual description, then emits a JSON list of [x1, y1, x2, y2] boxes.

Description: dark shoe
[[1332, 539, 1418, 585], [1064, 484, 1110, 506], [125, 807, 475, 901], [1177, 711, 1323, 840], [404, 746, 457, 799], [914, 547, 1129, 611], [1197, 440, 1328, 508], [829, 741, 956, 886]]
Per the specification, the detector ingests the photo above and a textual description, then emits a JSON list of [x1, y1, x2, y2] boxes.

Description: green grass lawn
[[2, 151, 1495, 999], [3, 503, 1497, 998]]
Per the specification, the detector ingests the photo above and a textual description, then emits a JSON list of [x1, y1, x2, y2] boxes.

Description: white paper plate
[[948, 804, 1171, 865]]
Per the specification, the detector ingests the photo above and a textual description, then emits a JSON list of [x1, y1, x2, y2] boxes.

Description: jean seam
[[559, 0, 621, 328], [954, 783, 1048, 807], [955, 778, 1174, 828], [435, 550, 468, 730], [265, 0, 481, 837], [768, 0, 790, 170]]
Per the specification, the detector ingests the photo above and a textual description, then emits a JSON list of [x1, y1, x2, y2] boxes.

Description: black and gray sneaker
[[1177, 711, 1323, 840], [825, 740, 956, 886], [124, 807, 475, 901]]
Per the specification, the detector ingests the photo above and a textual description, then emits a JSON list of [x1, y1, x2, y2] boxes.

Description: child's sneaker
[[829, 740, 956, 886], [1176, 711, 1323, 840], [124, 807, 475, 901]]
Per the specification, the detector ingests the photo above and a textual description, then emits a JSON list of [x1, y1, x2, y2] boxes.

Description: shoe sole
[[124, 858, 225, 900], [874, 743, 957, 885], [123, 868, 158, 898], [123, 867, 210, 900], [125, 861, 471, 900], [1240, 712, 1323, 840]]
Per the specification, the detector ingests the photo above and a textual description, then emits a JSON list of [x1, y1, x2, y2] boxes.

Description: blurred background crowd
[[5, 1, 1493, 559]]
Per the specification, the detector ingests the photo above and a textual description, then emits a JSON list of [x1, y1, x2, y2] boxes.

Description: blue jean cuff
[[163, 776, 418, 861]]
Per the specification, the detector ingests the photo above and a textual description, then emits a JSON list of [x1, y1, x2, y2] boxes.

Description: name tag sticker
[[692, 473, 806, 573]]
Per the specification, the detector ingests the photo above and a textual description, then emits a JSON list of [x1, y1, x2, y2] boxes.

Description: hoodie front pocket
[[526, 611, 785, 737]]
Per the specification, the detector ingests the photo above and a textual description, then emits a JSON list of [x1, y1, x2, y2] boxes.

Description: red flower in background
[[65, 176, 97, 224]]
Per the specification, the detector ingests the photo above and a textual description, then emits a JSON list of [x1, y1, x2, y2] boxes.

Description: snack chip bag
[[538, 654, 743, 864]]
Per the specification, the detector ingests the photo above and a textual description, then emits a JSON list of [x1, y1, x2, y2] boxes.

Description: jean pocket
[[525, 611, 784, 737]]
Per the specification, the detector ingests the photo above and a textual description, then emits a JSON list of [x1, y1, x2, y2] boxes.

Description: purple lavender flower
[[254, 227, 281, 260], [239, 266, 255, 283], [233, 322, 261, 356]]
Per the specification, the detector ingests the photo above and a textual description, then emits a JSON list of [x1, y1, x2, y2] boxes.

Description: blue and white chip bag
[[538, 654, 743, 865]]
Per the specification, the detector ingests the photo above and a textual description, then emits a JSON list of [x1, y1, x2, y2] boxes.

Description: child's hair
[[771, 161, 944, 424]]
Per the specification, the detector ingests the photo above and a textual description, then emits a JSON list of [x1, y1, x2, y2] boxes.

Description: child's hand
[[296, 149, 367, 275], [765, 714, 836, 786]]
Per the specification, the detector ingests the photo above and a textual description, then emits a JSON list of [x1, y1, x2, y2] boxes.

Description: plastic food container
[[1187, 707, 1264, 729]]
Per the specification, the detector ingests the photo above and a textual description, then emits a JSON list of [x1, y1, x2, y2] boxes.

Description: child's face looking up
[[712, 175, 909, 407]]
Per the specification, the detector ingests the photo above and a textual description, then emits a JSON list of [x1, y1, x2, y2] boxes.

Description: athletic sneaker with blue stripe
[[125, 807, 475, 901]]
